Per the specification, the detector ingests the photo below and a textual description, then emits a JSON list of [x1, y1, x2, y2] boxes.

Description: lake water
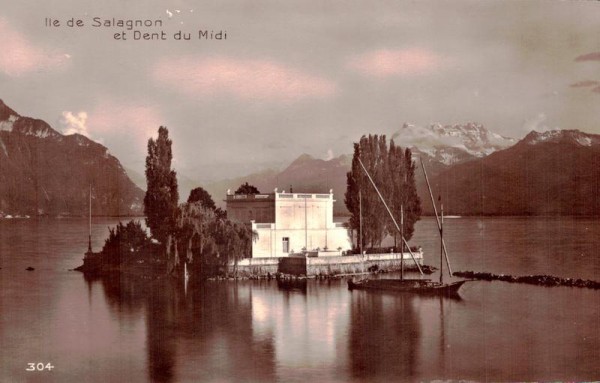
[[1, 217, 599, 382]]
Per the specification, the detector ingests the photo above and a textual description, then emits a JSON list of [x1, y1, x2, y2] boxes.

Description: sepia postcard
[[1, 1, 599, 382]]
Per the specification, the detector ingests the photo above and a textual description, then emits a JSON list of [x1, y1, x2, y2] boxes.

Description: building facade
[[226, 190, 352, 258]]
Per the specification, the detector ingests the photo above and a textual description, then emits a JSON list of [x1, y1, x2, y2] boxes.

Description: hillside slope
[[0, 99, 144, 216]]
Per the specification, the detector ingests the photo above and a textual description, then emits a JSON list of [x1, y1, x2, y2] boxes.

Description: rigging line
[[420, 159, 453, 276], [357, 157, 423, 275]]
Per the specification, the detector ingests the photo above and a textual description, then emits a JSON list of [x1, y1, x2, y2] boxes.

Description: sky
[[2, 0, 600, 182]]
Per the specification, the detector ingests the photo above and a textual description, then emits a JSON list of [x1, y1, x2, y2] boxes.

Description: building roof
[[226, 191, 334, 203]]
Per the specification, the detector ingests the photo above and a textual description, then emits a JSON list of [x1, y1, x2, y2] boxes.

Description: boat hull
[[347, 278, 467, 297]]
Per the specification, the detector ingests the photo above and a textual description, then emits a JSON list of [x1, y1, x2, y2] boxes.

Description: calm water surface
[[1, 217, 599, 382]]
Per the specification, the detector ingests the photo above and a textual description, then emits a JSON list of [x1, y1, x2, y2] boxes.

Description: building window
[[282, 237, 290, 253]]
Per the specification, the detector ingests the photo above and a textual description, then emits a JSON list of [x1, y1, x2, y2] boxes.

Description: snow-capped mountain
[[392, 122, 516, 165], [201, 123, 518, 215], [428, 127, 600, 216], [196, 122, 600, 216], [520, 129, 600, 147], [0, 99, 144, 217]]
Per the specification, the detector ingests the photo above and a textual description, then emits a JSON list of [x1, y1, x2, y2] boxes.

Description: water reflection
[[87, 274, 465, 382], [276, 278, 307, 294], [86, 275, 277, 382], [2, 217, 599, 382], [348, 291, 420, 381]]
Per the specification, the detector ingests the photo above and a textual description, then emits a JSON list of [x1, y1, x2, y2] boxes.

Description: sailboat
[[347, 158, 467, 297]]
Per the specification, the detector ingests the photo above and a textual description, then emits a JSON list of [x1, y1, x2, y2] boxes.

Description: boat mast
[[359, 190, 363, 256], [357, 157, 423, 275], [88, 184, 92, 253], [420, 160, 453, 277], [400, 204, 404, 281], [440, 201, 443, 284]]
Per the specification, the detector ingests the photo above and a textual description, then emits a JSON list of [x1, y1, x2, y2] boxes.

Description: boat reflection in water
[[276, 278, 308, 294], [51, 246, 600, 383], [348, 289, 420, 381], [84, 274, 457, 382]]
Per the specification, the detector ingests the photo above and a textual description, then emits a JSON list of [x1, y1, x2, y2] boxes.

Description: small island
[[76, 128, 426, 280]]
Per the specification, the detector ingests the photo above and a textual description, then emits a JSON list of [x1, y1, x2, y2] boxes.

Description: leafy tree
[[387, 140, 405, 246], [175, 201, 213, 270], [345, 143, 362, 249], [101, 220, 152, 265], [400, 147, 421, 241], [214, 207, 227, 220], [345, 134, 421, 249], [235, 182, 260, 195], [201, 218, 255, 277], [144, 127, 179, 248], [345, 135, 387, 247], [188, 187, 216, 210], [174, 200, 252, 278]]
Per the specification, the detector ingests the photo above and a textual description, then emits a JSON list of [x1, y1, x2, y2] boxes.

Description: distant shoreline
[[2, 214, 600, 220], [0, 215, 146, 219]]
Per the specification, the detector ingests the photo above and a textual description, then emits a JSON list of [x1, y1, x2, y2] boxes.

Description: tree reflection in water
[[348, 291, 420, 381], [83, 274, 468, 382], [87, 275, 277, 383]]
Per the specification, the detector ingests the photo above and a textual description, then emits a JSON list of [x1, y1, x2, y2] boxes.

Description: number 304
[[26, 362, 54, 371]]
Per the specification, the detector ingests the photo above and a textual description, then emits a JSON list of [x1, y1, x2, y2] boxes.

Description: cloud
[[61, 101, 164, 160], [569, 80, 600, 95], [0, 18, 69, 76], [59, 111, 89, 137], [569, 80, 598, 87], [60, 104, 160, 139], [575, 52, 600, 62], [152, 56, 336, 102], [347, 48, 444, 77], [392, 124, 465, 150], [523, 113, 551, 133], [87, 101, 163, 141], [324, 148, 334, 161]]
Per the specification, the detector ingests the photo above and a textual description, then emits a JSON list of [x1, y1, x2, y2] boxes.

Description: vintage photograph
[[1, 1, 599, 382]]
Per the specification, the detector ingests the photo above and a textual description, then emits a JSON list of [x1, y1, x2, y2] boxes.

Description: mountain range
[[204, 154, 351, 214], [433, 129, 600, 215], [0, 99, 143, 217], [2, 98, 597, 217], [204, 124, 600, 216], [395, 122, 516, 166]]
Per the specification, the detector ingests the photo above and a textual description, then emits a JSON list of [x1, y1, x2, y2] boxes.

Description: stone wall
[[227, 257, 279, 276], [278, 256, 307, 275], [229, 251, 424, 277], [278, 252, 423, 276]]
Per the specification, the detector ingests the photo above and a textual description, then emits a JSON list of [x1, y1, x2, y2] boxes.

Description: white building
[[226, 190, 352, 258]]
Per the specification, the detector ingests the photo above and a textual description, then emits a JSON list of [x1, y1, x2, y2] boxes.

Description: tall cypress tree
[[387, 140, 406, 245], [345, 134, 421, 249], [345, 143, 362, 249], [401, 147, 421, 241], [144, 126, 179, 248]]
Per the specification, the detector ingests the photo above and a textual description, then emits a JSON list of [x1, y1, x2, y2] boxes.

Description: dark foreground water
[[1, 217, 599, 382]]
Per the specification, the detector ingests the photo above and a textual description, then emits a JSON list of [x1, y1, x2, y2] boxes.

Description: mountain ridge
[[394, 122, 516, 166], [430, 129, 600, 215], [0, 99, 144, 217], [202, 126, 600, 217]]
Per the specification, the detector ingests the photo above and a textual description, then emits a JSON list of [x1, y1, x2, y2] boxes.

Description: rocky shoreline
[[454, 270, 600, 290]]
